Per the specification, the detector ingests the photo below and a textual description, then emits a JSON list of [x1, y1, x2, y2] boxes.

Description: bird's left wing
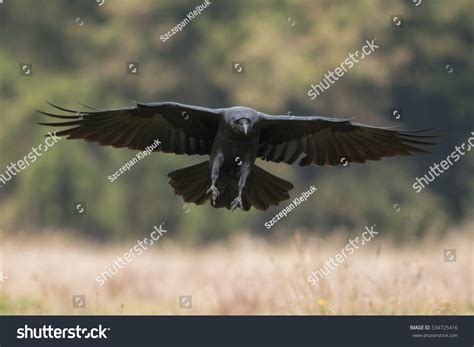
[[38, 101, 223, 155], [258, 114, 436, 166]]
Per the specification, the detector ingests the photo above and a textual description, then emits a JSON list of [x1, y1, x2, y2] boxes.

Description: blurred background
[[0, 0, 472, 314]]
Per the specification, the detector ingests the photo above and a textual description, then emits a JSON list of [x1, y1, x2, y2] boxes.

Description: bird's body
[[39, 101, 435, 211], [212, 107, 260, 168], [207, 107, 261, 209]]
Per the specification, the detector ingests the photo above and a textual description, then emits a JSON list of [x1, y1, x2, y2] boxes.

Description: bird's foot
[[230, 196, 243, 211], [206, 185, 219, 206]]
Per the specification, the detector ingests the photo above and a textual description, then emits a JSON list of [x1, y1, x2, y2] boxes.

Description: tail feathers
[[167, 161, 211, 205], [244, 165, 294, 210], [168, 161, 294, 211]]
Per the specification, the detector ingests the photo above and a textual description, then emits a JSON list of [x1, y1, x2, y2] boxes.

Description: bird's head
[[227, 107, 259, 136], [236, 117, 251, 135]]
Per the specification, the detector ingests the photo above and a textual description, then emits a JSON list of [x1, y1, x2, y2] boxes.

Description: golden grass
[[0, 226, 472, 315]]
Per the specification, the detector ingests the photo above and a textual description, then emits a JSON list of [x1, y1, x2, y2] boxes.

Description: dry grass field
[[0, 225, 472, 315]]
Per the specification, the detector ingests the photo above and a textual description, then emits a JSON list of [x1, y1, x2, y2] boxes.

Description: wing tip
[[45, 101, 78, 113]]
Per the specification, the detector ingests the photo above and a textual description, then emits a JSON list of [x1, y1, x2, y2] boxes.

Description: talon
[[206, 185, 219, 205], [230, 196, 243, 211]]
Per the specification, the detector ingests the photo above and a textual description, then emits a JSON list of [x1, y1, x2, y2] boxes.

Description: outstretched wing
[[258, 114, 436, 166], [38, 101, 223, 155]]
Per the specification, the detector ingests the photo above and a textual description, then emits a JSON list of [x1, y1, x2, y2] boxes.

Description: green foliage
[[0, 0, 472, 242]]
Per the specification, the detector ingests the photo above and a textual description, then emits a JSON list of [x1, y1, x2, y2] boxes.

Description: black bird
[[38, 101, 434, 211]]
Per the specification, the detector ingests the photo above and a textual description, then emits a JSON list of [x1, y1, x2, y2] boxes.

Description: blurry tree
[[0, 0, 472, 242]]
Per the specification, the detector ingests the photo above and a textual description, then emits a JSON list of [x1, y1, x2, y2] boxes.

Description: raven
[[38, 101, 434, 211]]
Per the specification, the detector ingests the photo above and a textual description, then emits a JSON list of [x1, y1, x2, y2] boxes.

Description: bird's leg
[[206, 152, 223, 205], [230, 162, 251, 211]]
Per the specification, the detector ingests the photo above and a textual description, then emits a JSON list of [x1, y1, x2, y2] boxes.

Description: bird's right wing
[[38, 101, 223, 155]]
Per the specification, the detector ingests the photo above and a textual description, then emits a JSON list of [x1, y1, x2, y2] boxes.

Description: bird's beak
[[243, 122, 249, 135], [239, 118, 250, 135]]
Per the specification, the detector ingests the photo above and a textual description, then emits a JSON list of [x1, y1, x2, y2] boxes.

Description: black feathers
[[38, 101, 436, 211], [38, 101, 221, 155], [258, 114, 436, 166]]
